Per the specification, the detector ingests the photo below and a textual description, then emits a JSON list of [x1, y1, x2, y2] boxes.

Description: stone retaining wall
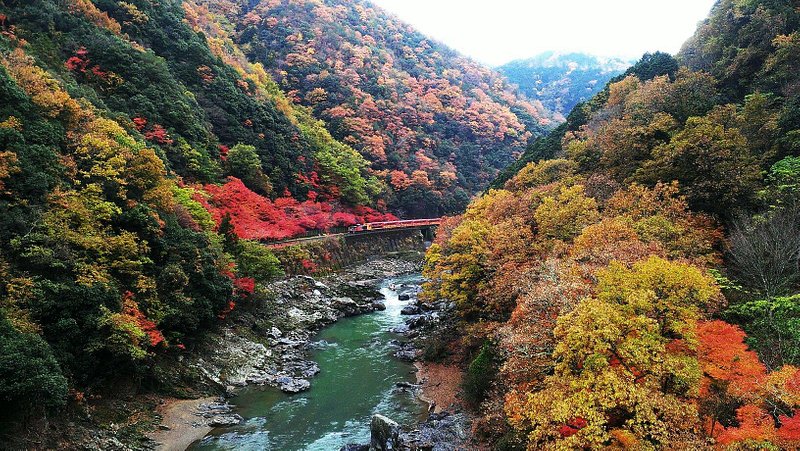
[[272, 228, 426, 274]]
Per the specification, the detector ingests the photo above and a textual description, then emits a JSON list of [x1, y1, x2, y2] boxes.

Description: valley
[[0, 0, 799, 450]]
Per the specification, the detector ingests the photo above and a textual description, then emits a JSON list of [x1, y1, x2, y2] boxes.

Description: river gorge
[[189, 274, 427, 450]]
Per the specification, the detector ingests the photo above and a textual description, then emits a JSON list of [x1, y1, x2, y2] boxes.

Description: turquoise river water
[[189, 274, 427, 451]]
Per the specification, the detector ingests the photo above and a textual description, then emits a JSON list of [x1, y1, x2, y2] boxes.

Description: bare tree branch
[[728, 204, 800, 298]]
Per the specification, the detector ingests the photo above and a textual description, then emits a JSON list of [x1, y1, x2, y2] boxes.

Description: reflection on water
[[190, 274, 426, 451]]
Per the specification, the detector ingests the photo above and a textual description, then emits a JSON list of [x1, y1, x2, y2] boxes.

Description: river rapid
[[189, 273, 427, 451]]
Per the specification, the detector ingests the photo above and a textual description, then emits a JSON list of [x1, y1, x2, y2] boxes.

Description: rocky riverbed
[[184, 257, 421, 397], [337, 279, 473, 451], [55, 253, 471, 451]]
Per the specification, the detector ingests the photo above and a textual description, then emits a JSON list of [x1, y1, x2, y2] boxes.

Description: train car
[[347, 218, 441, 234]]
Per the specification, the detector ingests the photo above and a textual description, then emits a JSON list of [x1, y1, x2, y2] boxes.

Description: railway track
[[262, 219, 441, 248]]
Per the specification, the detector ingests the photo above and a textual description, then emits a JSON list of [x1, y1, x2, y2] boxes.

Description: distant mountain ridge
[[498, 51, 631, 119]]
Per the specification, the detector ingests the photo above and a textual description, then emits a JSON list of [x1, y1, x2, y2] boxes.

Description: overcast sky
[[370, 0, 717, 66]]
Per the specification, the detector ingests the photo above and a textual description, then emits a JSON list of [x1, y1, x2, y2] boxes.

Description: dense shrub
[[725, 295, 800, 369], [237, 240, 284, 281], [462, 342, 497, 407]]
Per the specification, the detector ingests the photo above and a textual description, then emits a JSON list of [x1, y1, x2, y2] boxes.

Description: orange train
[[347, 218, 441, 233]]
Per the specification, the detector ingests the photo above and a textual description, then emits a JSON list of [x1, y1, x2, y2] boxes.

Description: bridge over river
[[261, 218, 442, 249], [261, 218, 442, 273]]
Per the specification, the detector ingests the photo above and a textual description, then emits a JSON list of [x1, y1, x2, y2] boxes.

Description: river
[[189, 273, 427, 451]]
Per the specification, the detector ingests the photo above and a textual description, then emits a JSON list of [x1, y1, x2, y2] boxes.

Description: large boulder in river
[[370, 414, 402, 451], [208, 414, 243, 427], [399, 411, 471, 451], [276, 376, 311, 393], [393, 342, 418, 361]]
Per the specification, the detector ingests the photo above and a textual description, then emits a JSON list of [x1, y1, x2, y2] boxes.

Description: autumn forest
[[0, 0, 799, 450]]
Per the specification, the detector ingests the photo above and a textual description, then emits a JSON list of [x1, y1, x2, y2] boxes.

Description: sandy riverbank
[[415, 361, 463, 413], [147, 397, 217, 451]]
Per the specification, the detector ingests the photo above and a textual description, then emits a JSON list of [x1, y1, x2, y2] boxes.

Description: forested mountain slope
[[191, 0, 554, 216], [0, 0, 401, 439], [497, 52, 630, 120], [423, 1, 800, 449]]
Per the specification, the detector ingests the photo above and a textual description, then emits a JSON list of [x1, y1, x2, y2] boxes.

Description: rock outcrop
[[370, 414, 402, 451]]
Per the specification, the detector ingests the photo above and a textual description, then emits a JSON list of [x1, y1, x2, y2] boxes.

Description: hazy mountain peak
[[498, 51, 632, 118]]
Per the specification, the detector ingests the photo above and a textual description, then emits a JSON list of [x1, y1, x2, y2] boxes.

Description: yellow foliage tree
[[506, 257, 720, 450], [534, 185, 599, 242]]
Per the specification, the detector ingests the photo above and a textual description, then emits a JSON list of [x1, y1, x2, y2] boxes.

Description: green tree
[[725, 295, 800, 369], [237, 240, 284, 281], [0, 316, 68, 414], [763, 156, 800, 205], [226, 144, 272, 195], [462, 342, 497, 407], [218, 213, 238, 253]]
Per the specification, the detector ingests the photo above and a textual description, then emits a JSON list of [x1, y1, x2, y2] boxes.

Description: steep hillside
[[680, 0, 800, 101], [192, 0, 554, 216], [0, 0, 399, 441], [422, 1, 800, 449], [497, 52, 630, 120], [499, 0, 799, 198]]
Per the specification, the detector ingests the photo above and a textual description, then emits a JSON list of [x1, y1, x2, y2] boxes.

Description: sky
[[370, 0, 718, 66]]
